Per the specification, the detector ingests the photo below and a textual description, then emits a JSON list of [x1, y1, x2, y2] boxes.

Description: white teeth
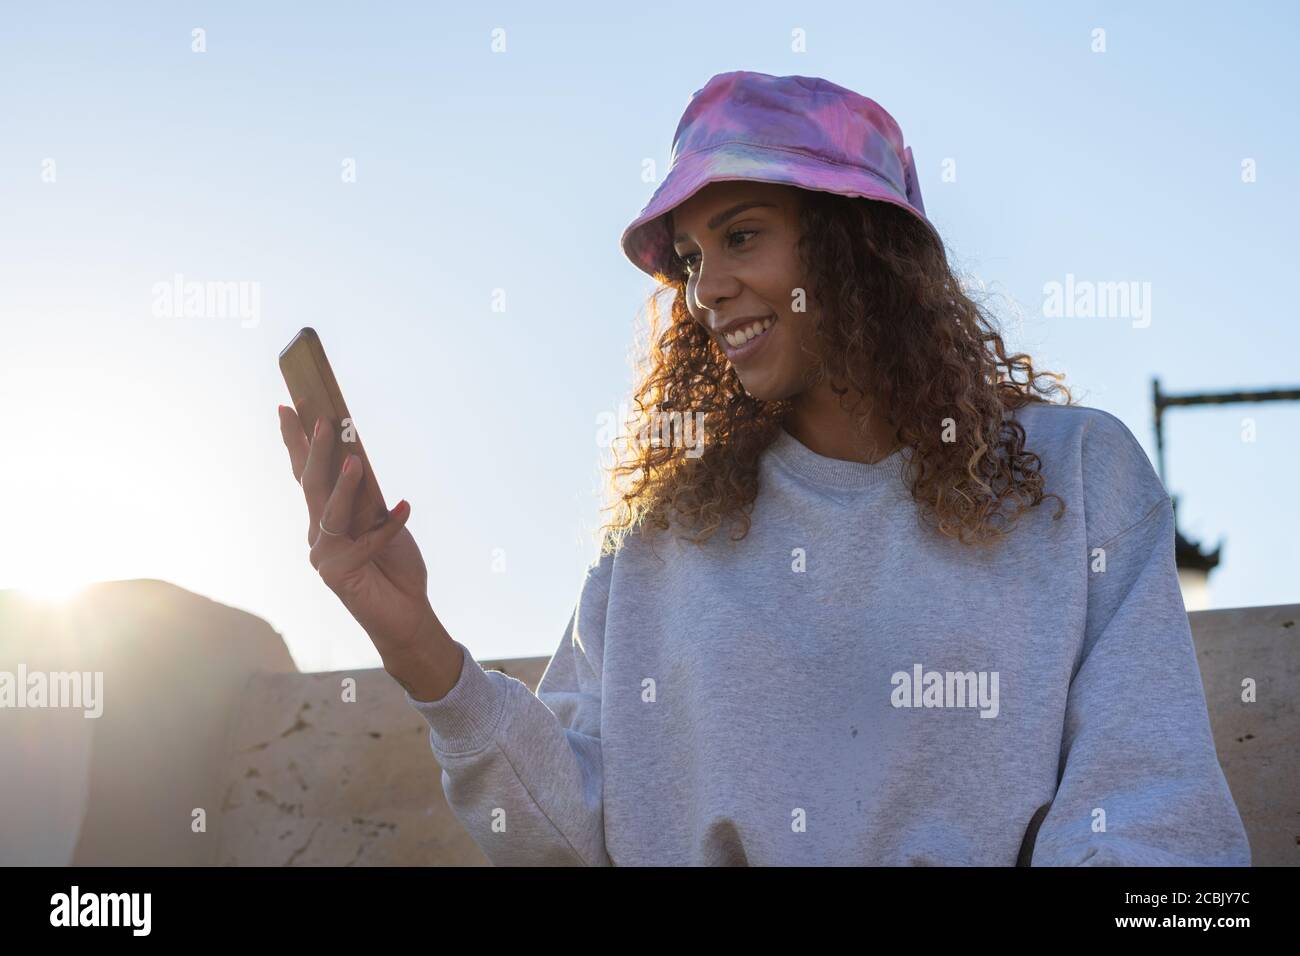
[[725, 316, 775, 347]]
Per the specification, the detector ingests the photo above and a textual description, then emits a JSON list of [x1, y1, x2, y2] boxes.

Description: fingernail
[[343, 454, 357, 474], [313, 418, 322, 438], [393, 499, 409, 517]]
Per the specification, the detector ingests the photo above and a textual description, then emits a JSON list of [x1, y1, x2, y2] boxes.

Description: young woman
[[276, 71, 1250, 866]]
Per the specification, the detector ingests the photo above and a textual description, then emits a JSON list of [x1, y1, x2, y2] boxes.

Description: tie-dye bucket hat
[[620, 70, 942, 279]]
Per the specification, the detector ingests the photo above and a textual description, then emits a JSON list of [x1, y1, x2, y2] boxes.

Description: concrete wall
[[3, 581, 1295, 865], [0, 580, 296, 866], [1187, 603, 1297, 866], [218, 659, 545, 866], [212, 602, 1298, 866]]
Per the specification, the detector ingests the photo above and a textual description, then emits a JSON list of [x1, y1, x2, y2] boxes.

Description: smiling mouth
[[719, 315, 777, 350]]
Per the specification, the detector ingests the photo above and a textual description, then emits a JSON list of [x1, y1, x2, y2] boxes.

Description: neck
[[782, 380, 900, 464]]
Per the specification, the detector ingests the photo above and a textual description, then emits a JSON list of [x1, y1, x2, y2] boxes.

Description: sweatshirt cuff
[[403, 641, 509, 755]]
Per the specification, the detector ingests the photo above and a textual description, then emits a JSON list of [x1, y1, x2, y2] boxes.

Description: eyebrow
[[672, 201, 777, 245]]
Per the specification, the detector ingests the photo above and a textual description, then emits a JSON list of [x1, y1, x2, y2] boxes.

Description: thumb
[[316, 501, 411, 585], [352, 500, 411, 564]]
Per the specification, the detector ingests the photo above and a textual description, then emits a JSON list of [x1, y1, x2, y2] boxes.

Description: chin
[[736, 371, 797, 403]]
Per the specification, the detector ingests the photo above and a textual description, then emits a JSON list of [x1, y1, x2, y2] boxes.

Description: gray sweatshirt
[[405, 401, 1251, 866]]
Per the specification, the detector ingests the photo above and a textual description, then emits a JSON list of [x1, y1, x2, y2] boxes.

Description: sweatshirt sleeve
[[403, 549, 613, 866], [1030, 414, 1251, 866]]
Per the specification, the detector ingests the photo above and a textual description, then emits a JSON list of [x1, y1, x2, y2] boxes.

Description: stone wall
[[3, 581, 1294, 865]]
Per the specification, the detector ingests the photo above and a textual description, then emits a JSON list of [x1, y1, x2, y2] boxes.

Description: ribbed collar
[[764, 426, 909, 491]]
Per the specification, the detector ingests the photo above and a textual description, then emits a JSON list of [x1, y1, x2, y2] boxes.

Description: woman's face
[[670, 181, 819, 401]]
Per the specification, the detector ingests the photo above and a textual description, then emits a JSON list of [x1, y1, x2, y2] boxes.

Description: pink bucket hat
[[620, 70, 942, 279]]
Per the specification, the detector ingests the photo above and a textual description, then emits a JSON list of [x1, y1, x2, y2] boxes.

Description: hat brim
[[620, 141, 941, 280]]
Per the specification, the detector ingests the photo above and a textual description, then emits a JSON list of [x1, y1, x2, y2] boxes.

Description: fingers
[[301, 415, 337, 546], [277, 405, 310, 482], [319, 452, 364, 540], [352, 501, 410, 565], [314, 501, 412, 587]]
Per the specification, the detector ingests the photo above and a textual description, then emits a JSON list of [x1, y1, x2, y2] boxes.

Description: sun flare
[[16, 576, 91, 602]]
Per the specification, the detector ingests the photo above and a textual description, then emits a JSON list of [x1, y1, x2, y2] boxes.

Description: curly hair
[[597, 189, 1074, 559]]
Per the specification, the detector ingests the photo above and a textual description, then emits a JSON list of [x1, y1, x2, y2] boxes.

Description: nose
[[689, 254, 741, 317]]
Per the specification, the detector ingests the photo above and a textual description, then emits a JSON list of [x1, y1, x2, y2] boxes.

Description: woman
[[276, 71, 1250, 866]]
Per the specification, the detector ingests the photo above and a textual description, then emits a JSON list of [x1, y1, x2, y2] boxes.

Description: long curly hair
[[598, 188, 1074, 558]]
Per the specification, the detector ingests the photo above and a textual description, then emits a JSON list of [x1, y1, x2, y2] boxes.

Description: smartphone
[[279, 327, 388, 537]]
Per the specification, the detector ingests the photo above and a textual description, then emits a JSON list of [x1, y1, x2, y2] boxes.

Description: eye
[[676, 229, 758, 277]]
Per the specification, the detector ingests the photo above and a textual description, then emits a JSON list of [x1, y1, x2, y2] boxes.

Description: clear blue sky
[[2, 1, 1296, 671]]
